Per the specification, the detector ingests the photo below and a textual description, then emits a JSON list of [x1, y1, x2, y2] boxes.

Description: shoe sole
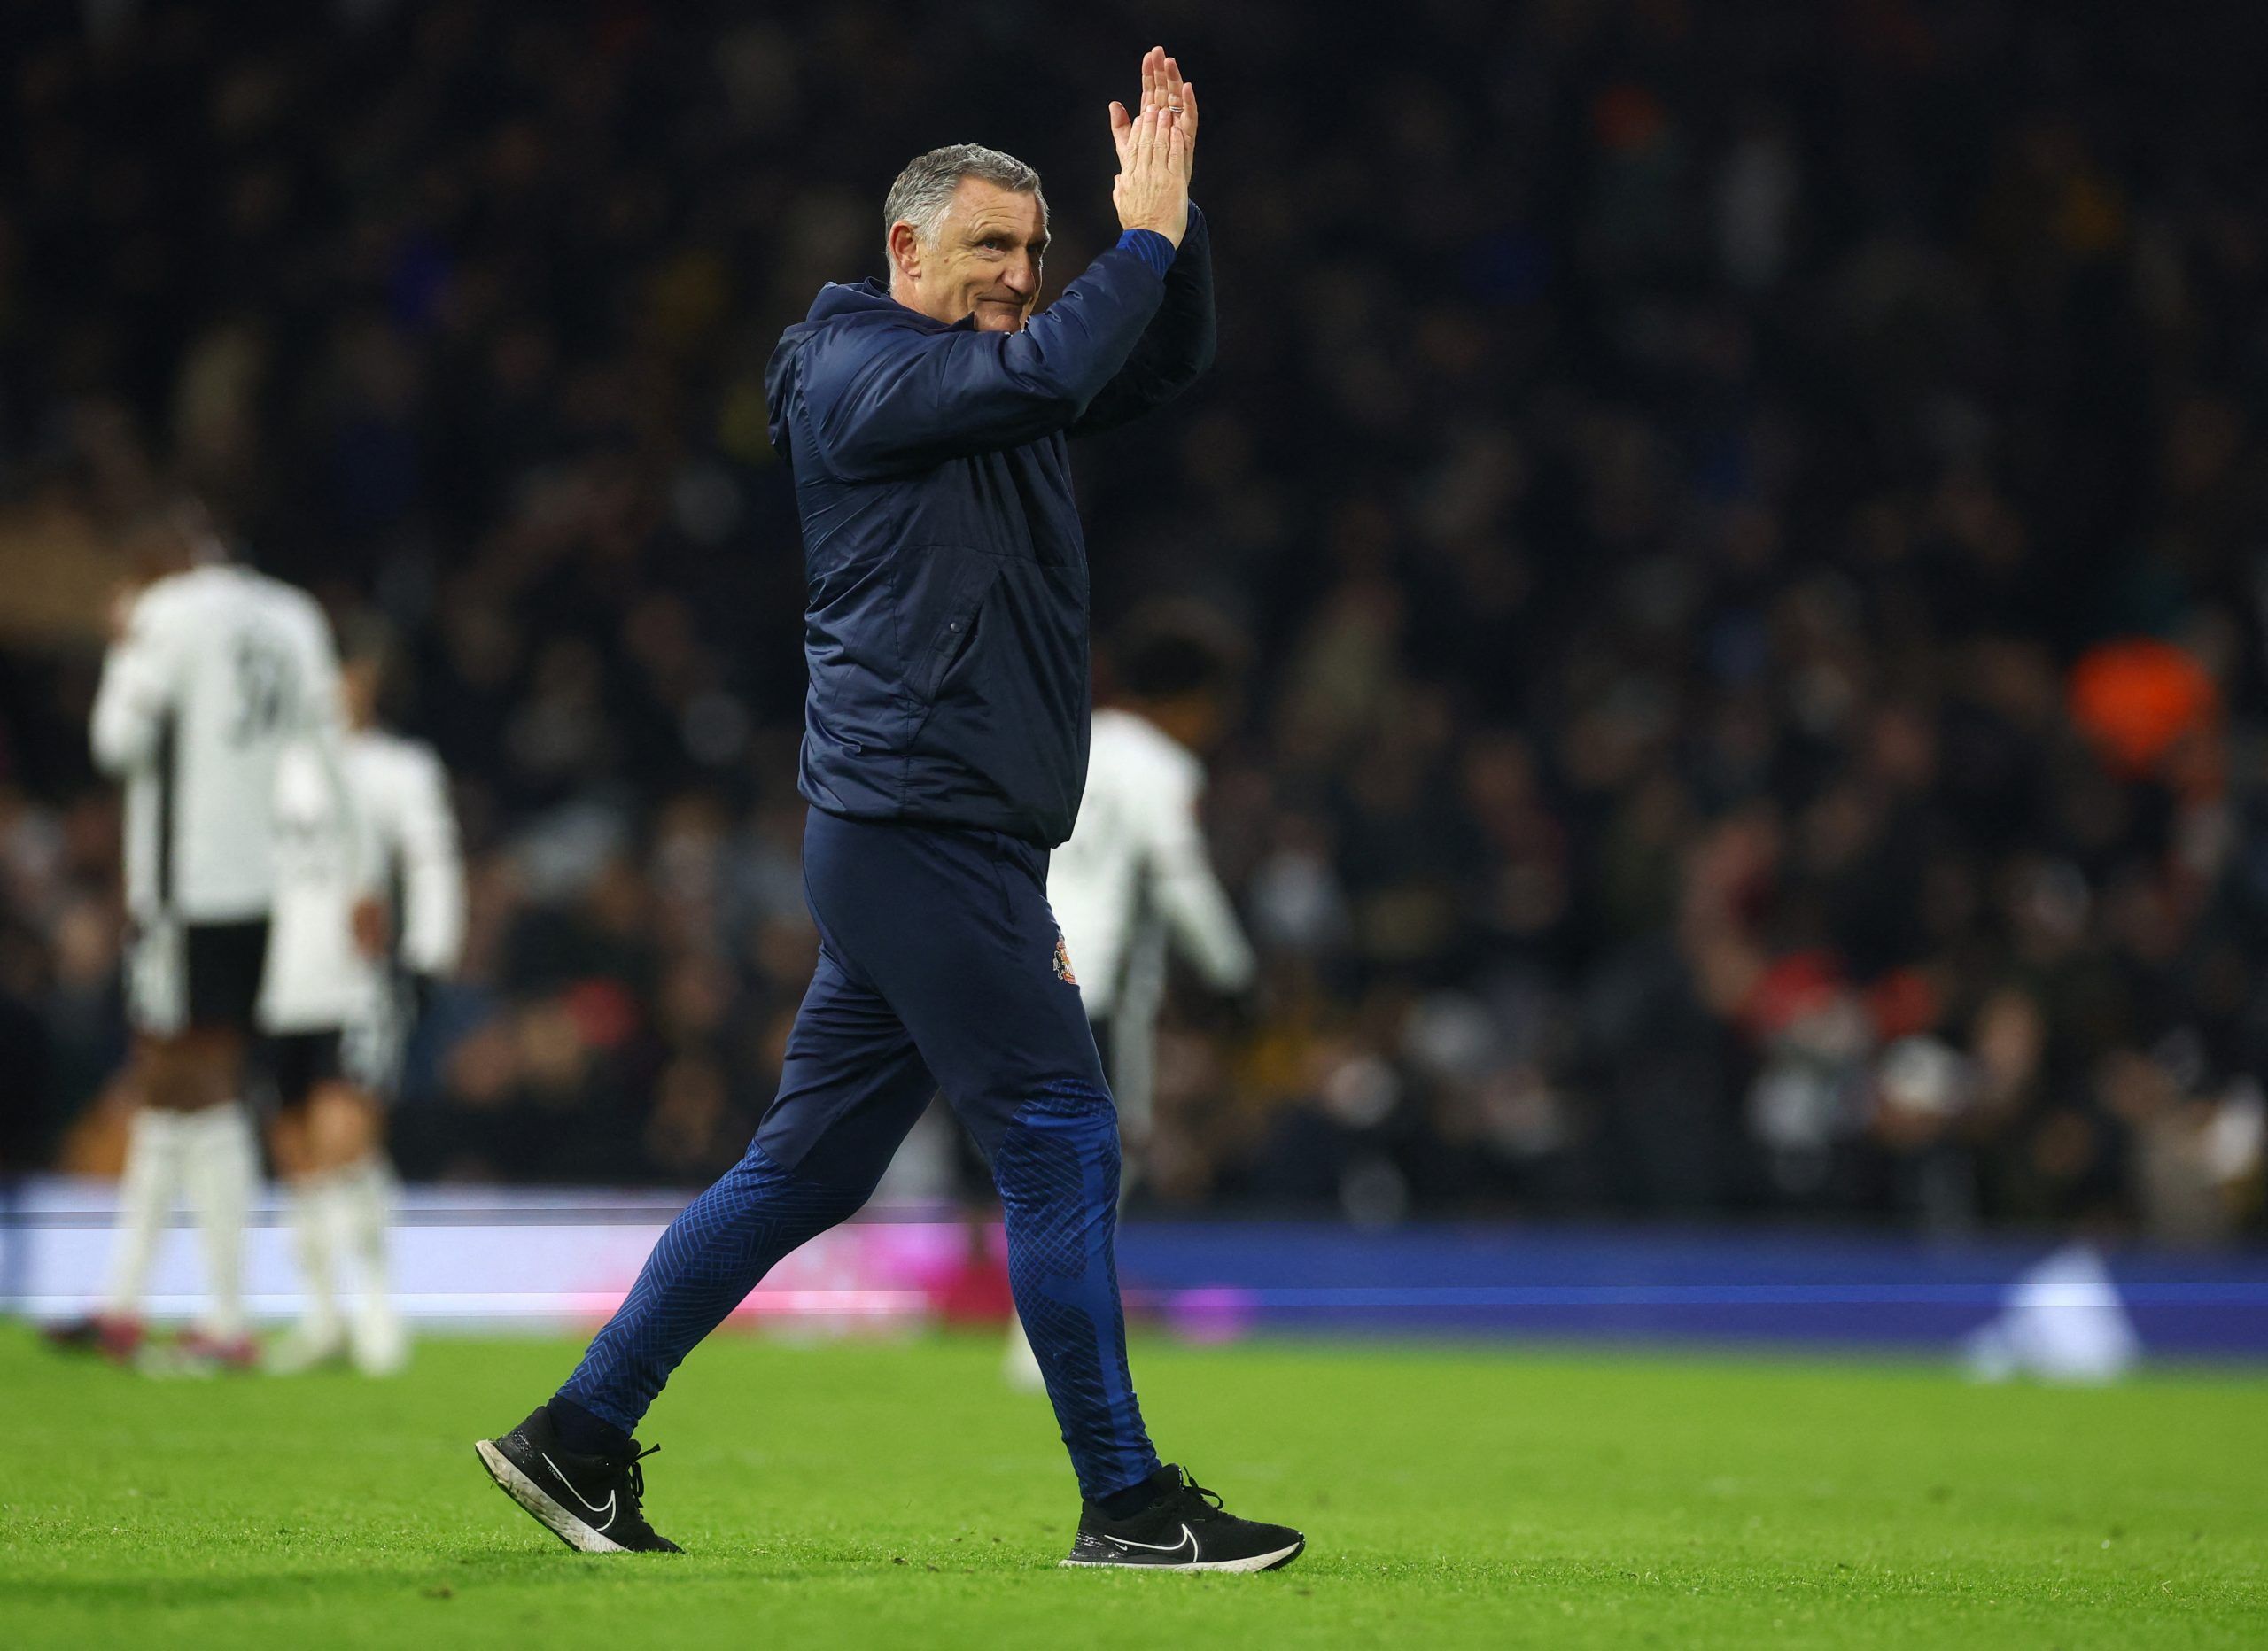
[[473, 1439, 627, 1554], [1060, 1537, 1305, 1573]]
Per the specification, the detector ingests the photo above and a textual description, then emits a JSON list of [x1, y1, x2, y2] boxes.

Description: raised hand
[[1108, 45, 1198, 182], [1111, 104, 1192, 247]]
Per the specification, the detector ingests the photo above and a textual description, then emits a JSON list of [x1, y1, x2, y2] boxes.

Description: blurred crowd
[[2, 1, 2264, 1243]]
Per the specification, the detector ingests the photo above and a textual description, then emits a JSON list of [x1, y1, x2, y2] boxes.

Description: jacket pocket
[[908, 554, 1004, 701]]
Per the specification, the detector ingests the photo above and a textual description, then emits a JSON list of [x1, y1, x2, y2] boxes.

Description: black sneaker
[[473, 1406, 681, 1554], [1062, 1464, 1304, 1572]]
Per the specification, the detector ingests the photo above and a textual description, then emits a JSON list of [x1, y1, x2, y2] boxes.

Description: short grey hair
[[883, 143, 1047, 250]]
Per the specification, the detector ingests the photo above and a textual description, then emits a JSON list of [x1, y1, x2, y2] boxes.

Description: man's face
[[894, 178, 1048, 332]]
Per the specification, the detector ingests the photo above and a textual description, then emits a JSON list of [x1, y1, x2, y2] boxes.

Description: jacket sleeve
[[1069, 203, 1216, 439], [89, 594, 176, 776], [802, 245, 1168, 480]]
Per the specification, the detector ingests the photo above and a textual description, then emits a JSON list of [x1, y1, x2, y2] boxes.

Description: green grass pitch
[[5, 1323, 2263, 1648]]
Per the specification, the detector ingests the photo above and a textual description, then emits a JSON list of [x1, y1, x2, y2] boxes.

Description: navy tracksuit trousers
[[559, 808, 1161, 1502]]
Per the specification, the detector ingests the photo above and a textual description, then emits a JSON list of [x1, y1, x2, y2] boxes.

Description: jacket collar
[[805, 276, 979, 332]]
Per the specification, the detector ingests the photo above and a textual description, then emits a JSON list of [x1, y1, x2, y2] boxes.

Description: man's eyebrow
[[965, 219, 1047, 250]]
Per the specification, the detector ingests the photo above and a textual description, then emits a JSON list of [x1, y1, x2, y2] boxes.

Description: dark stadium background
[[2, 0, 2264, 1253]]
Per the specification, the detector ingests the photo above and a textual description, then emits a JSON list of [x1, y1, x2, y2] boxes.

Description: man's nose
[[1002, 256, 1037, 295]]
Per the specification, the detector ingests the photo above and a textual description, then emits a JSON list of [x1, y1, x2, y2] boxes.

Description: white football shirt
[[90, 564, 353, 924], [261, 729, 465, 1033], [1047, 708, 1254, 1019]]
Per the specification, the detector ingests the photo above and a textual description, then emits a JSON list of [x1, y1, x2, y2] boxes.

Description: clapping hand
[[1109, 46, 1198, 182], [1109, 47, 1194, 246]]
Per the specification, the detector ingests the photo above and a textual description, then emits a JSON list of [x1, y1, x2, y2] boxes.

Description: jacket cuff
[[1115, 227, 1176, 279]]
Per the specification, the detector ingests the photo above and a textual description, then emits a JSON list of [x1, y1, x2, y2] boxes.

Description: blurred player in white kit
[[263, 622, 464, 1376], [1003, 608, 1256, 1384], [50, 496, 359, 1371]]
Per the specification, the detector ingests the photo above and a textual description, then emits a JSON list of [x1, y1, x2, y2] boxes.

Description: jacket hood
[[765, 278, 967, 454]]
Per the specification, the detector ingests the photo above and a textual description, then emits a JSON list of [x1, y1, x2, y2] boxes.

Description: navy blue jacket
[[765, 205, 1215, 847]]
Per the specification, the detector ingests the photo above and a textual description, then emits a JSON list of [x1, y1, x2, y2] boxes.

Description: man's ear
[[888, 221, 923, 283]]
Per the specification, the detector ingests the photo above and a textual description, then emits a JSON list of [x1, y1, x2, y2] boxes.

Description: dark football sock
[[547, 1393, 633, 1459], [1096, 1464, 1178, 1520]]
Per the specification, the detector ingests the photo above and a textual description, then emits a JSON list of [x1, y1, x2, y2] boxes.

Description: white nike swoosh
[[540, 1449, 617, 1531], [1105, 1523, 1199, 1560]]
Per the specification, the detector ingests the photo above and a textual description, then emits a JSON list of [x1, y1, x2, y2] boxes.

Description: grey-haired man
[[478, 48, 1303, 1573]]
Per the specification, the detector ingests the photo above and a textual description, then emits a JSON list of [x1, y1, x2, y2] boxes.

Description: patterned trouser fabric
[[558, 1144, 868, 1432], [996, 1081, 1160, 1500]]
